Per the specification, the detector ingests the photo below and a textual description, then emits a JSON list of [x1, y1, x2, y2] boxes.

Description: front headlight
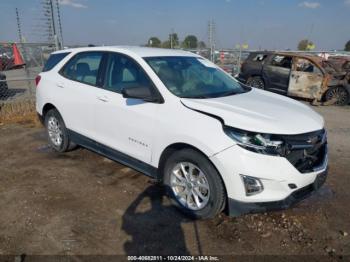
[[224, 126, 285, 156]]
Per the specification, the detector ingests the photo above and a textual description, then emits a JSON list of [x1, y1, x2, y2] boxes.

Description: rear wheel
[[44, 109, 76, 152], [325, 86, 349, 106], [246, 76, 265, 89], [163, 149, 226, 219]]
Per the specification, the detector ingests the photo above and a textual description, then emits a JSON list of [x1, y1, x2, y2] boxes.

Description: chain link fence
[[0, 43, 56, 122]]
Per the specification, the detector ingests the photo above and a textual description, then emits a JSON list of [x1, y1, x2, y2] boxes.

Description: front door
[[288, 58, 324, 100], [94, 52, 160, 164], [263, 55, 292, 94]]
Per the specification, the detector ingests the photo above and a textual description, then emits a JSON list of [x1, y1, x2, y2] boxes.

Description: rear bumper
[[228, 169, 328, 216]]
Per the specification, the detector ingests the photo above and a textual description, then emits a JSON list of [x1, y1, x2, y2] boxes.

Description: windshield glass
[[144, 56, 250, 98]]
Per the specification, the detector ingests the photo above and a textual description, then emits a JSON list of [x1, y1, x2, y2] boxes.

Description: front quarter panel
[[151, 99, 235, 168]]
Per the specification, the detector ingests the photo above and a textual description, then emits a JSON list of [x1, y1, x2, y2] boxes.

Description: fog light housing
[[241, 175, 264, 196]]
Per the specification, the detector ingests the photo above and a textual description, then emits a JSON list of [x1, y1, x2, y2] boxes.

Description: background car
[[238, 51, 350, 105]]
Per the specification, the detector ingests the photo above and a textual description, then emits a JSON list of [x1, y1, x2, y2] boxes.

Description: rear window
[[43, 52, 70, 72]]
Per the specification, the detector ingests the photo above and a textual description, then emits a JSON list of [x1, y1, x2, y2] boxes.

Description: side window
[[271, 55, 292, 69], [43, 52, 70, 72], [252, 54, 267, 62], [61, 52, 103, 86], [295, 58, 322, 74], [104, 53, 153, 93]]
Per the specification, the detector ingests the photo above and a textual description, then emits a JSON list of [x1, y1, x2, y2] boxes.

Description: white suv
[[36, 46, 328, 219]]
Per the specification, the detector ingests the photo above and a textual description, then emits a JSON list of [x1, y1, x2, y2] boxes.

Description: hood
[[181, 89, 324, 135]]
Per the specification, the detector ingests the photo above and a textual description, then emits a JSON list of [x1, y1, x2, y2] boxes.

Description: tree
[[198, 41, 206, 49], [169, 33, 179, 48], [161, 40, 171, 48], [182, 35, 198, 49], [161, 33, 179, 49], [147, 37, 161, 48], [298, 39, 315, 51], [345, 40, 350, 51]]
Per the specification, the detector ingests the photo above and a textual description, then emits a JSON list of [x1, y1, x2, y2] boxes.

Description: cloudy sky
[[0, 0, 349, 50]]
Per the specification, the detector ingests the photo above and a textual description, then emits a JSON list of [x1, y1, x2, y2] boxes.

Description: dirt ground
[[0, 105, 349, 259]]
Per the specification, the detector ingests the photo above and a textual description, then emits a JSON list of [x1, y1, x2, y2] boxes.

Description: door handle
[[56, 83, 65, 88], [97, 95, 109, 102]]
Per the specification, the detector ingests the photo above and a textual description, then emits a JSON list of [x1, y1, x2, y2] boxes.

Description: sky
[[0, 0, 349, 50]]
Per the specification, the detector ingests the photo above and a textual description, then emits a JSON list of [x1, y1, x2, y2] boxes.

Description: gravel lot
[[0, 105, 349, 258]]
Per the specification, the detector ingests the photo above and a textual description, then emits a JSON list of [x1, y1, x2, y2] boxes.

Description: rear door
[[262, 55, 292, 93], [58, 51, 104, 139], [288, 57, 324, 99], [93, 52, 160, 164]]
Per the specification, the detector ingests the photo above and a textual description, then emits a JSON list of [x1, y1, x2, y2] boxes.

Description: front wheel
[[163, 149, 226, 219], [246, 76, 265, 89]]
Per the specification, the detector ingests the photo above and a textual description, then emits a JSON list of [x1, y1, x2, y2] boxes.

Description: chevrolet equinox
[[36, 47, 328, 219]]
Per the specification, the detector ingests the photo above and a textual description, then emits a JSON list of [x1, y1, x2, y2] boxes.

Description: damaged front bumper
[[228, 168, 328, 216]]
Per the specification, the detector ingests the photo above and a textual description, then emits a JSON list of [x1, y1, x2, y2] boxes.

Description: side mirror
[[121, 85, 161, 103]]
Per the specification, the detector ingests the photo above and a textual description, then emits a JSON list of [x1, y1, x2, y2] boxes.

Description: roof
[[53, 46, 198, 58]]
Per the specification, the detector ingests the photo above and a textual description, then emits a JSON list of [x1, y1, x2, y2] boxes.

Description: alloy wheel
[[47, 116, 63, 147], [170, 162, 210, 210]]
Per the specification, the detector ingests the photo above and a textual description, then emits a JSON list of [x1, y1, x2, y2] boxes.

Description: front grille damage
[[273, 129, 327, 173], [285, 129, 327, 173]]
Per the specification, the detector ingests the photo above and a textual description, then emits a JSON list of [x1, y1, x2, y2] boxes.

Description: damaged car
[[238, 52, 350, 105], [36, 47, 328, 219]]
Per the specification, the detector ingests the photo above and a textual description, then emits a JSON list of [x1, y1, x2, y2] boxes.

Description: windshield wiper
[[211, 90, 241, 98], [181, 95, 212, 99]]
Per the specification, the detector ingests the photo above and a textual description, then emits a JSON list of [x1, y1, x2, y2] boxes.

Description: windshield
[[144, 56, 250, 99]]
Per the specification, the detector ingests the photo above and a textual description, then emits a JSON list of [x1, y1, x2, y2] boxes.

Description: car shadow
[[122, 184, 192, 255]]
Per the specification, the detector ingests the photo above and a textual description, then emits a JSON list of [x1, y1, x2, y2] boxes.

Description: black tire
[[325, 86, 349, 106], [246, 76, 265, 89], [163, 149, 226, 219], [44, 109, 76, 152]]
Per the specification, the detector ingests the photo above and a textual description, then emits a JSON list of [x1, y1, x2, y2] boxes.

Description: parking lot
[[0, 104, 349, 258]]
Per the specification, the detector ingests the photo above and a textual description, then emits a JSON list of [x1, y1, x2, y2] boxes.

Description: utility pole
[[170, 28, 174, 49], [48, 0, 60, 50], [56, 0, 64, 48], [15, 8, 23, 43], [208, 20, 215, 62]]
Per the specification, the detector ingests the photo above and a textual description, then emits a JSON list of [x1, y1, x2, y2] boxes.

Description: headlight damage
[[224, 127, 328, 174], [224, 126, 285, 156]]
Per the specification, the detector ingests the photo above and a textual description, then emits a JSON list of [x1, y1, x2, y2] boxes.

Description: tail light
[[35, 75, 41, 87]]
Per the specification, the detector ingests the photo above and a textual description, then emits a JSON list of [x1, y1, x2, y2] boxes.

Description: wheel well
[[42, 103, 56, 118], [157, 143, 229, 212]]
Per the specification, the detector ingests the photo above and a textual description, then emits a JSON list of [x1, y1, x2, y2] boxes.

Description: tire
[[325, 86, 349, 106], [44, 109, 76, 152], [246, 76, 265, 89], [163, 149, 226, 219]]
